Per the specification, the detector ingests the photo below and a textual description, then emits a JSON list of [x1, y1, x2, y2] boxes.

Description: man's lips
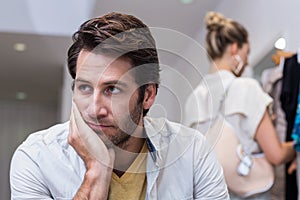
[[86, 122, 114, 132]]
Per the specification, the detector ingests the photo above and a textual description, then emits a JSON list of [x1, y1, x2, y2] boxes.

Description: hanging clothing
[[281, 54, 300, 141], [261, 65, 286, 142], [261, 65, 287, 200], [280, 53, 300, 200], [292, 84, 300, 151]]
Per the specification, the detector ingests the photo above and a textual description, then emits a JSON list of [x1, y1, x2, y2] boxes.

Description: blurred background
[[1, 0, 300, 199]]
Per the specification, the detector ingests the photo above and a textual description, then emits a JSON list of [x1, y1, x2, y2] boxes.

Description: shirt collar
[[143, 117, 169, 164]]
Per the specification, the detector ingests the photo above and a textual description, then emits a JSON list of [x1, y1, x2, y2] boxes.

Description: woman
[[184, 11, 296, 199]]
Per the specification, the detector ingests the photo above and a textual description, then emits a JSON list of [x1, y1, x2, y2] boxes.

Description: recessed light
[[180, 0, 194, 4], [274, 37, 286, 50], [16, 92, 27, 100], [14, 43, 27, 52]]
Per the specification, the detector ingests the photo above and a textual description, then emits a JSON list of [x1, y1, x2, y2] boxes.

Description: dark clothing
[[280, 54, 300, 200], [281, 54, 300, 141]]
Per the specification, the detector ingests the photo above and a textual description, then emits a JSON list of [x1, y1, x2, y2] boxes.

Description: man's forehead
[[77, 50, 133, 70], [76, 50, 136, 83], [78, 50, 118, 66]]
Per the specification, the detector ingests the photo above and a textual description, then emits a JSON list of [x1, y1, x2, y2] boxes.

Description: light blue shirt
[[292, 83, 300, 151], [10, 117, 229, 199]]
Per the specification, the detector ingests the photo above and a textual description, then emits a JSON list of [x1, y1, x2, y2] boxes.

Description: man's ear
[[143, 84, 156, 110]]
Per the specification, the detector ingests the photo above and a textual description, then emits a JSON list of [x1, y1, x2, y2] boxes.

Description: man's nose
[[87, 92, 109, 119]]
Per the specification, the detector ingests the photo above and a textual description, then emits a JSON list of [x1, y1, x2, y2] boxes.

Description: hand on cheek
[[69, 100, 115, 169]]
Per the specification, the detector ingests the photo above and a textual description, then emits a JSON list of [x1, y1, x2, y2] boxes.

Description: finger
[[71, 101, 97, 139], [68, 105, 76, 141], [288, 163, 297, 174], [72, 101, 88, 133]]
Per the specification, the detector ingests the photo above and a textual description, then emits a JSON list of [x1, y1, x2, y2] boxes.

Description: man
[[10, 12, 229, 199]]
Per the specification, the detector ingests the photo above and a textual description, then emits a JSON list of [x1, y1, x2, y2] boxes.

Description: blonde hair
[[205, 11, 248, 60]]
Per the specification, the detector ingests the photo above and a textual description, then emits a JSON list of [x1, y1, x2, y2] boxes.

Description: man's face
[[73, 50, 144, 147]]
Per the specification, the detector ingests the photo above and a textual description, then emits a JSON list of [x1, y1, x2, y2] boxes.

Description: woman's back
[[184, 70, 273, 155], [185, 11, 296, 199]]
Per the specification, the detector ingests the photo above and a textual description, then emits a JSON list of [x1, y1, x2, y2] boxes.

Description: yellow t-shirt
[[108, 142, 148, 200]]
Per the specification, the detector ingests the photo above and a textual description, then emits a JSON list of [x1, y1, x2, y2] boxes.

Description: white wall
[[164, 0, 300, 123], [198, 0, 300, 71], [214, 0, 300, 65], [59, 63, 73, 122]]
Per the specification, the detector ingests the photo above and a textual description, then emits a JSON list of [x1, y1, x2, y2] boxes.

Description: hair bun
[[205, 11, 228, 31]]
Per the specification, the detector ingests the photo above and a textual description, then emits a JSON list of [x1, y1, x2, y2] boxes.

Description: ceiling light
[[13, 43, 27, 52], [16, 92, 27, 100], [274, 37, 286, 50], [180, 0, 194, 4]]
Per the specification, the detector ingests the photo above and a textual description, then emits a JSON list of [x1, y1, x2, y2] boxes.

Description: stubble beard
[[96, 102, 144, 149]]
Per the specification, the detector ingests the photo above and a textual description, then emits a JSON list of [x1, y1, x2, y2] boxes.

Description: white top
[[10, 117, 229, 200], [184, 70, 273, 154]]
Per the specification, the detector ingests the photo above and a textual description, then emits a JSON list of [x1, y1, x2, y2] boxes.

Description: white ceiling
[[0, 0, 220, 106], [92, 0, 219, 37], [0, 32, 71, 104]]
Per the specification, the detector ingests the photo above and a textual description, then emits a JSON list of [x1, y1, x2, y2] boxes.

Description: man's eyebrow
[[102, 80, 128, 87], [75, 78, 91, 84], [75, 78, 128, 87]]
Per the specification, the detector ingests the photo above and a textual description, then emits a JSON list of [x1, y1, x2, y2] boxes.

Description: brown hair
[[67, 12, 160, 115], [205, 11, 248, 60], [68, 12, 160, 115]]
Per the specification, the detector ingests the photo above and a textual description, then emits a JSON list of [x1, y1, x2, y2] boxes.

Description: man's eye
[[78, 85, 93, 93], [106, 86, 121, 95]]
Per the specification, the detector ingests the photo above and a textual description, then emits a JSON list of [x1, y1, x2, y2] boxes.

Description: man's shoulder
[[17, 121, 70, 154], [144, 117, 206, 144]]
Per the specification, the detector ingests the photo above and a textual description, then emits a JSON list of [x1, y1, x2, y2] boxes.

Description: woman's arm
[[255, 110, 296, 165]]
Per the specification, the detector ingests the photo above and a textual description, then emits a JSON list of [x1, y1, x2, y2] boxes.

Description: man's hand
[[69, 101, 115, 200]]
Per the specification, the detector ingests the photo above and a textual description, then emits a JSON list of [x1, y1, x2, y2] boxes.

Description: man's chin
[[89, 125, 132, 148], [95, 133, 115, 148]]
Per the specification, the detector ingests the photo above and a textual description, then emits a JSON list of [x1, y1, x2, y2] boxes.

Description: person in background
[[10, 12, 229, 199], [184, 11, 296, 199]]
